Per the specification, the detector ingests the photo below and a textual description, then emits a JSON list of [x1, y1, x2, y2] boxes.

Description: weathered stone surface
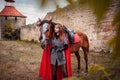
[[43, 0, 118, 52], [20, 0, 118, 52], [20, 23, 40, 42], [0, 17, 26, 39]]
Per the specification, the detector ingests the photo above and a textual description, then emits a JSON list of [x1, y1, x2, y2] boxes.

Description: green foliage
[[112, 3, 120, 25], [37, 0, 120, 78], [63, 77, 83, 80], [40, 0, 47, 6], [88, 0, 112, 23], [55, 5, 63, 13], [31, 39, 38, 44], [88, 64, 111, 80], [38, 0, 112, 23], [39, 0, 75, 6], [111, 2, 120, 64], [4, 24, 20, 40], [12, 29, 20, 40], [88, 64, 105, 74], [4, 24, 14, 39], [77, 0, 112, 23], [111, 25, 120, 63], [66, 0, 74, 5], [107, 37, 116, 48]]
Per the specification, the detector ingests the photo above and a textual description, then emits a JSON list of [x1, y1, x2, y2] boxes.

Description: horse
[[38, 18, 89, 72]]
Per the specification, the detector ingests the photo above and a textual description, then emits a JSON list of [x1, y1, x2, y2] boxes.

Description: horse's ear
[[49, 16, 52, 23], [38, 18, 42, 23], [37, 18, 42, 27]]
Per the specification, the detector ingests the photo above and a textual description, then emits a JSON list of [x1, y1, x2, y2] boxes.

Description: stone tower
[[0, 0, 26, 40]]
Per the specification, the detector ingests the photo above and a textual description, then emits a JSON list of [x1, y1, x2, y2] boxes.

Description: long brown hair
[[53, 23, 65, 42]]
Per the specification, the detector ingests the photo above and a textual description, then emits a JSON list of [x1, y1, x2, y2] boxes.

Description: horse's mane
[[40, 20, 55, 31], [40, 20, 66, 40], [40, 20, 54, 26]]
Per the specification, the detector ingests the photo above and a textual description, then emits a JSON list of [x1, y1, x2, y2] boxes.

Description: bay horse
[[38, 18, 89, 72]]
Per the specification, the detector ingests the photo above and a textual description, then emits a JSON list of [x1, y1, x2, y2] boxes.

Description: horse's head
[[38, 18, 54, 49]]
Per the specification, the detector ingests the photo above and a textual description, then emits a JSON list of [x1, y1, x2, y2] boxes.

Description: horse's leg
[[75, 51, 81, 72], [82, 47, 88, 72]]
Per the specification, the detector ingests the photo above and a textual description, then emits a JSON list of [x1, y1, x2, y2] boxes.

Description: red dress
[[39, 42, 72, 80]]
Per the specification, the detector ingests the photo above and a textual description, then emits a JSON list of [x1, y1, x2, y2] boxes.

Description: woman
[[51, 23, 70, 80], [39, 23, 72, 80]]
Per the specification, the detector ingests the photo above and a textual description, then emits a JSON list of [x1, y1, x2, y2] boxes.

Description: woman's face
[[54, 25, 60, 33]]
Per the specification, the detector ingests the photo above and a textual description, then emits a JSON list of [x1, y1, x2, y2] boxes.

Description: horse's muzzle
[[40, 39, 48, 49], [41, 43, 46, 49]]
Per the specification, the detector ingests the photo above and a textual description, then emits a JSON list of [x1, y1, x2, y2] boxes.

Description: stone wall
[[20, 23, 40, 42], [44, 0, 118, 52], [20, 0, 118, 52], [0, 17, 26, 39]]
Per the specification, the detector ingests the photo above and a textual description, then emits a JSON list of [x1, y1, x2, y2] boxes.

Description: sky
[[0, 0, 69, 24]]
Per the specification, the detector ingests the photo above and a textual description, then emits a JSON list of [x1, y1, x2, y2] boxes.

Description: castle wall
[[16, 0, 118, 52], [0, 17, 26, 39], [43, 0, 118, 52], [20, 24, 40, 42]]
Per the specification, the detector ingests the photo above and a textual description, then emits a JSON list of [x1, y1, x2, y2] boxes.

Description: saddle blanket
[[74, 33, 81, 43]]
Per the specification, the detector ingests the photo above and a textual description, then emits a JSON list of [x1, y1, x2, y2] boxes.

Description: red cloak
[[39, 43, 72, 80]]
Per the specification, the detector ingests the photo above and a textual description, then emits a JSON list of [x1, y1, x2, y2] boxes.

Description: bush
[[4, 24, 14, 40], [4, 24, 20, 40], [88, 64, 111, 80]]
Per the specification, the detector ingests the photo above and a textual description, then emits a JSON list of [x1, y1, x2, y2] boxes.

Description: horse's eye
[[46, 29, 49, 32]]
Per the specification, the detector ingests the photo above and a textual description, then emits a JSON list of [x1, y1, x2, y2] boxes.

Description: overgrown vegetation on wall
[[4, 23, 20, 40], [4, 24, 14, 39]]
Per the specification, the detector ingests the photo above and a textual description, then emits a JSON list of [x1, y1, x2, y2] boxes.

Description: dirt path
[[0, 41, 114, 80]]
